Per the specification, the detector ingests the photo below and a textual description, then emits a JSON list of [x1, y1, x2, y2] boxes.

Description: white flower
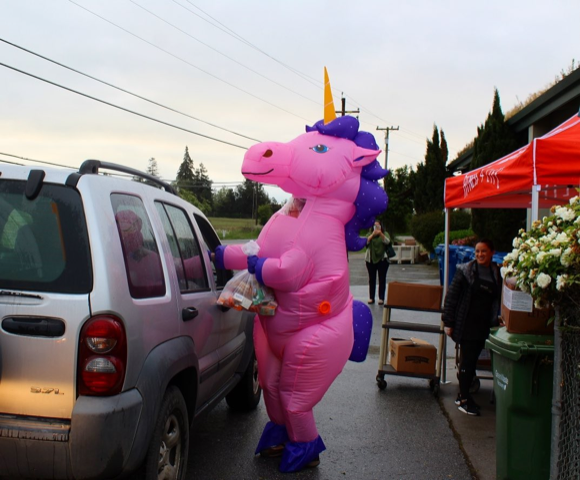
[[500, 266, 513, 278], [536, 252, 547, 263], [554, 232, 569, 244], [555, 206, 576, 222], [549, 248, 562, 257], [536, 273, 552, 289], [512, 237, 522, 248], [570, 196, 579, 206], [505, 251, 518, 262], [532, 246, 539, 254], [556, 274, 569, 291]]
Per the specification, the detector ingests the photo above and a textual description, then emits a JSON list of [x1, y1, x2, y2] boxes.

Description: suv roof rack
[[79, 160, 177, 195]]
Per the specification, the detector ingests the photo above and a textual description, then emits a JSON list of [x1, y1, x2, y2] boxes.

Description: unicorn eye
[[311, 144, 329, 154]]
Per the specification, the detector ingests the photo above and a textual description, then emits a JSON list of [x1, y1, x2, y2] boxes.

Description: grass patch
[[209, 217, 262, 240]]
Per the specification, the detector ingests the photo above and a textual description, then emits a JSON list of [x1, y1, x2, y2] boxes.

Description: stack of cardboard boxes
[[385, 282, 443, 376]]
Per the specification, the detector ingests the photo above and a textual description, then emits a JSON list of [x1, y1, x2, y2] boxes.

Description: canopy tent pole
[[443, 208, 450, 298], [531, 184, 540, 222], [440, 208, 451, 384]]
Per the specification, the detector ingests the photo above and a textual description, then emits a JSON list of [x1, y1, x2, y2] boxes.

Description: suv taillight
[[78, 316, 127, 396]]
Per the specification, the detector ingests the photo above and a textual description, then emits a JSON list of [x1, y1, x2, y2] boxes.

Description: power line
[[175, 0, 323, 90], [129, 1, 319, 106], [0, 61, 250, 150], [68, 0, 311, 122], [0, 151, 75, 169], [0, 151, 286, 194], [0, 37, 261, 143]]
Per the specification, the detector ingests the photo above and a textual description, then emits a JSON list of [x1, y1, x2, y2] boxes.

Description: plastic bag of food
[[217, 241, 277, 316]]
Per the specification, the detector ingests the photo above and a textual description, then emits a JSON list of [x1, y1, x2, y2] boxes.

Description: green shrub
[[410, 211, 444, 253], [257, 204, 273, 226], [432, 229, 476, 250], [451, 210, 471, 230], [410, 210, 473, 253]]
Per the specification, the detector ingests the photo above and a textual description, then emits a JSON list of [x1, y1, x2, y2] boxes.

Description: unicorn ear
[[353, 146, 382, 166]]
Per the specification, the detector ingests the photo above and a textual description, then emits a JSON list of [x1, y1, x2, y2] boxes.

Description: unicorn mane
[[306, 116, 388, 251]]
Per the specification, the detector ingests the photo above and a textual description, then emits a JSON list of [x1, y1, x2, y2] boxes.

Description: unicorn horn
[[323, 67, 337, 124]]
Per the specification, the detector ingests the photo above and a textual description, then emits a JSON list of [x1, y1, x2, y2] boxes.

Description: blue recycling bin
[[457, 246, 475, 264], [493, 251, 507, 265], [435, 244, 458, 286]]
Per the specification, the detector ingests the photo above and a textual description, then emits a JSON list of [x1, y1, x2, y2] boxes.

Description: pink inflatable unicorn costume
[[216, 107, 387, 471]]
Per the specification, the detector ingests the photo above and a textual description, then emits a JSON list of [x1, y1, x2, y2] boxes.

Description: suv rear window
[[0, 180, 92, 293]]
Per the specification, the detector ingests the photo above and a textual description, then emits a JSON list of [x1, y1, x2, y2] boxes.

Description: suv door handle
[[182, 307, 199, 321]]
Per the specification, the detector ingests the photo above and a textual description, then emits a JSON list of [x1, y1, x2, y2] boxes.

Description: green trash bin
[[486, 327, 554, 480]]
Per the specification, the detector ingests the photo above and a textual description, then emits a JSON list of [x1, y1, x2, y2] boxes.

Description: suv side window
[[111, 194, 166, 299], [155, 202, 209, 293], [193, 214, 233, 289]]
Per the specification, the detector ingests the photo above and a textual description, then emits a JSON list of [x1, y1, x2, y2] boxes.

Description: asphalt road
[[184, 253, 474, 480], [2, 253, 476, 480]]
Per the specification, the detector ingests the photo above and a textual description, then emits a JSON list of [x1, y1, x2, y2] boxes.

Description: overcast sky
[[1, 0, 579, 202]]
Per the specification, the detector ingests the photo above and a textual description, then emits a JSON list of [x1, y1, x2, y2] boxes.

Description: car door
[[193, 214, 248, 382], [154, 201, 222, 406]]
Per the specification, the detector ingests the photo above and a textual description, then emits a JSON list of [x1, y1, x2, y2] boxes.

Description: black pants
[[366, 259, 389, 302], [458, 338, 486, 401]]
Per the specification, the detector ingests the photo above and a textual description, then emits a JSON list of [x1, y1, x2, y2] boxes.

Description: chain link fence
[[555, 309, 580, 479]]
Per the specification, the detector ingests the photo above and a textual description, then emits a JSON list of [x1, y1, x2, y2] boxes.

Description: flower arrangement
[[501, 195, 580, 312], [452, 235, 478, 246]]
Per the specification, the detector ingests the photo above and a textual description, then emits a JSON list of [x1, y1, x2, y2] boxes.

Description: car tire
[[226, 351, 262, 411], [143, 386, 189, 480]]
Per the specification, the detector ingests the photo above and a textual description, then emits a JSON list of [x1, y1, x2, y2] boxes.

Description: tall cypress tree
[[412, 125, 448, 214], [470, 89, 526, 251]]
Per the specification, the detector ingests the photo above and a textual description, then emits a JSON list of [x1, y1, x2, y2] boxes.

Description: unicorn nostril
[[263, 149, 273, 158]]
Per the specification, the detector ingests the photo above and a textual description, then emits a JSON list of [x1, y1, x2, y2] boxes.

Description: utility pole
[[376, 125, 399, 170], [336, 94, 360, 117]]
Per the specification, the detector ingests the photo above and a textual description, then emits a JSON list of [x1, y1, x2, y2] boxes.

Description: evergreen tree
[[213, 187, 237, 217], [176, 146, 195, 194], [146, 157, 159, 178], [234, 180, 269, 219], [412, 125, 448, 214], [381, 165, 414, 235], [470, 89, 526, 250], [194, 162, 213, 207]]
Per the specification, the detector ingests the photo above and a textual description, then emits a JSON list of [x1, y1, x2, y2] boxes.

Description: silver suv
[[0, 160, 261, 479]]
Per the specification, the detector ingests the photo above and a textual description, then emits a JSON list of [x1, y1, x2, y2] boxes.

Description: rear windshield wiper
[[0, 290, 43, 299]]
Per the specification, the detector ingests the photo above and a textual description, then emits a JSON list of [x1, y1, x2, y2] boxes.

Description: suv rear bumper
[[0, 388, 143, 479]]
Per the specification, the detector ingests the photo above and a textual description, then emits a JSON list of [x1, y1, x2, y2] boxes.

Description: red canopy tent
[[445, 113, 580, 212], [441, 113, 580, 291]]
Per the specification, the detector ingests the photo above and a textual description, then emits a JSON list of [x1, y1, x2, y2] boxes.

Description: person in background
[[442, 238, 501, 416], [365, 220, 391, 305]]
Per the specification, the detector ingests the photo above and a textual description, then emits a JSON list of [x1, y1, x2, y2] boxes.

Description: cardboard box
[[501, 281, 554, 335], [389, 337, 437, 375], [386, 282, 443, 311], [501, 303, 554, 335]]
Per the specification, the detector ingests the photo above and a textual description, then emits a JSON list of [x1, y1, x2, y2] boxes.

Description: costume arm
[[256, 247, 313, 292], [215, 244, 249, 271]]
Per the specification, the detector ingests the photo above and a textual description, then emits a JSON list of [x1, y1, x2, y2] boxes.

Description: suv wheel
[[144, 386, 189, 480], [226, 351, 262, 411]]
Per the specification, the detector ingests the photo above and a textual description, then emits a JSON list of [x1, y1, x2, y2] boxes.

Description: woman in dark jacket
[[442, 239, 501, 416]]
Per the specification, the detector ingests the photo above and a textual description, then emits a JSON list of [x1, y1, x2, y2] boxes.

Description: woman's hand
[[444, 326, 453, 337]]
